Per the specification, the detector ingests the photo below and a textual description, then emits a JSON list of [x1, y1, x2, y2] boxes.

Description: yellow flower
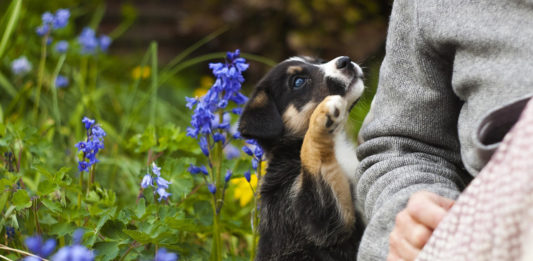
[[132, 66, 151, 79], [194, 76, 214, 97], [231, 175, 257, 207], [231, 161, 267, 207]]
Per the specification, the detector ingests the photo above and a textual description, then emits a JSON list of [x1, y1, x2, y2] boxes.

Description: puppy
[[238, 56, 365, 260]]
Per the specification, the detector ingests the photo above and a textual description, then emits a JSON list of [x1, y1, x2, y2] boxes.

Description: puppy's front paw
[[310, 95, 347, 134]]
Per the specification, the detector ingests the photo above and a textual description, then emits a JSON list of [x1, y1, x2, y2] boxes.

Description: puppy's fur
[[238, 56, 365, 260]]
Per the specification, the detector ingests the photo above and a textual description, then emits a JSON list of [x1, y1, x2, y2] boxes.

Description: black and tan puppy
[[238, 56, 365, 260]]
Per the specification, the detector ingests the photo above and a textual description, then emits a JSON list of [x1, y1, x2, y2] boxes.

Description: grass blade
[[0, 0, 22, 59]]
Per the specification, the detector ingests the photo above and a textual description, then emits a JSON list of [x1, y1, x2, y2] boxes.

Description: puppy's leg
[[293, 95, 356, 244]]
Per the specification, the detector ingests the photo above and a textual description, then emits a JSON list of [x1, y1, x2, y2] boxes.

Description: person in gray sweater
[[355, 0, 533, 260]]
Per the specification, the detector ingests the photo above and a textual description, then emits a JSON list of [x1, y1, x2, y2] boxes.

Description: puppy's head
[[238, 56, 364, 142]]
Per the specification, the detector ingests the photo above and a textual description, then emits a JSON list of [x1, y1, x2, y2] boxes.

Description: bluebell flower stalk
[[139, 162, 172, 202], [75, 117, 106, 200], [185, 50, 249, 261]]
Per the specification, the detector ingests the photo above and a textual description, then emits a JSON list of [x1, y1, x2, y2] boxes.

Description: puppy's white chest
[[333, 131, 358, 181]]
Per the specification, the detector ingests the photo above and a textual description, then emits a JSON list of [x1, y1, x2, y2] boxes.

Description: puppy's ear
[[238, 88, 283, 140]]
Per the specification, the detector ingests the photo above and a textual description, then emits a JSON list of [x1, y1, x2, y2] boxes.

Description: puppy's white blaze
[[318, 57, 356, 86], [286, 56, 307, 63], [334, 130, 358, 181]]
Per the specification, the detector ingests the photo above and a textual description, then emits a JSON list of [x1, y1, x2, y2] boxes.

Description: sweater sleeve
[[355, 0, 470, 260]]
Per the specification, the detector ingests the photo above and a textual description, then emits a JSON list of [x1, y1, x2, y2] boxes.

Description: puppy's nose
[[335, 56, 352, 69]]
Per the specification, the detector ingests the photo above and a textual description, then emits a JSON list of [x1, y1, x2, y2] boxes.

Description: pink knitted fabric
[[417, 99, 533, 261]]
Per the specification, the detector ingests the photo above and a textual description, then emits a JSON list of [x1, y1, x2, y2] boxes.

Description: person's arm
[[355, 0, 470, 259]]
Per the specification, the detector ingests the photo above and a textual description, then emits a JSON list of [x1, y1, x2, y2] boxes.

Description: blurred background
[[2, 0, 392, 127]]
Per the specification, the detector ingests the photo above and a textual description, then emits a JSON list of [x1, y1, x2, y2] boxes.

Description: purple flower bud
[[213, 133, 225, 144], [185, 97, 198, 109], [199, 136, 209, 156], [72, 228, 84, 245], [55, 75, 69, 88], [199, 165, 209, 176], [244, 170, 251, 182], [224, 170, 232, 183], [252, 158, 258, 170], [188, 164, 201, 175], [207, 183, 216, 194], [98, 35, 111, 52], [55, 41, 69, 53], [242, 146, 253, 156]]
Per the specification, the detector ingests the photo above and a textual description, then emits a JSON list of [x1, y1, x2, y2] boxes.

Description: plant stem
[[78, 171, 83, 210], [0, 244, 48, 261], [33, 34, 48, 120], [87, 165, 95, 195], [32, 198, 41, 235], [149, 42, 158, 128], [210, 197, 222, 261], [0, 253, 12, 261]]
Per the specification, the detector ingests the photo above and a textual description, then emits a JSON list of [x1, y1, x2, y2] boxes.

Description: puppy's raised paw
[[310, 95, 347, 134]]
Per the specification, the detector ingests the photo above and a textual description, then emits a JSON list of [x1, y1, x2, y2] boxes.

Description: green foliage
[[0, 1, 379, 260]]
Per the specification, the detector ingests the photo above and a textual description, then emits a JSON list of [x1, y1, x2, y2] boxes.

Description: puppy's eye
[[291, 77, 306, 89]]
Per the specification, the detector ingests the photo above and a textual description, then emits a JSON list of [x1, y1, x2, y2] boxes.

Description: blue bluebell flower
[[72, 229, 84, 245], [152, 162, 161, 176], [155, 248, 179, 261], [98, 35, 112, 52], [231, 108, 242, 115], [223, 144, 240, 160], [55, 40, 69, 53], [36, 25, 50, 37], [24, 235, 56, 260], [78, 161, 90, 172], [252, 158, 258, 170], [11, 56, 32, 75], [187, 164, 202, 175], [199, 165, 209, 175], [199, 136, 210, 156], [53, 245, 94, 261], [213, 133, 225, 144], [76, 117, 105, 172], [52, 9, 70, 29], [224, 170, 232, 183], [41, 12, 54, 24], [244, 170, 251, 182], [82, 117, 95, 130], [55, 75, 69, 88], [141, 174, 153, 189], [156, 187, 171, 201], [207, 183, 216, 194], [78, 28, 99, 54], [242, 146, 253, 156], [185, 97, 198, 109], [156, 176, 171, 189]]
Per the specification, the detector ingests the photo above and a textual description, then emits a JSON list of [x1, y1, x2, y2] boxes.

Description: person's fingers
[[389, 228, 420, 261], [387, 251, 404, 261], [395, 209, 433, 249], [406, 191, 453, 229], [422, 191, 455, 210]]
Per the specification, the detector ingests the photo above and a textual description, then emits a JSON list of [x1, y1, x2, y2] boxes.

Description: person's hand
[[387, 191, 455, 261]]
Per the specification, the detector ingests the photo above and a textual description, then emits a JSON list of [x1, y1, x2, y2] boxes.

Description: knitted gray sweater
[[356, 0, 533, 260]]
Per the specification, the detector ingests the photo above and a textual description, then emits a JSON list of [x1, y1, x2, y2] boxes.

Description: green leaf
[[12, 190, 31, 210], [135, 198, 145, 219], [93, 242, 121, 261], [0, 189, 9, 212], [41, 199, 61, 214], [50, 222, 76, 237], [37, 180, 57, 196], [163, 217, 209, 233], [123, 229, 153, 244]]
